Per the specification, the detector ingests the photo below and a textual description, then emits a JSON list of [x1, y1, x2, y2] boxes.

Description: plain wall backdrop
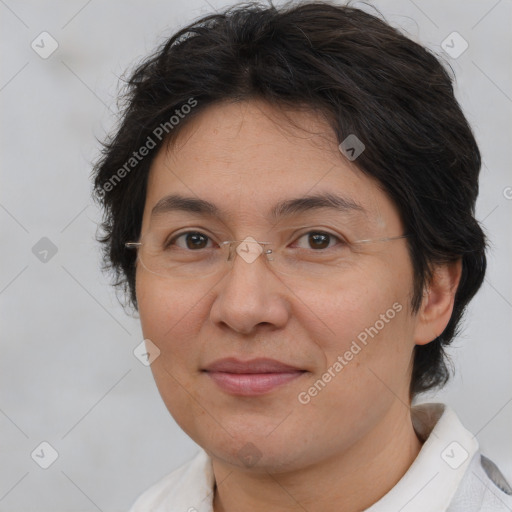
[[1, 0, 511, 510]]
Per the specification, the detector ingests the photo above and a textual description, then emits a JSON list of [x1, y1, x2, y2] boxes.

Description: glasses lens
[[137, 230, 225, 279], [268, 247, 351, 277]]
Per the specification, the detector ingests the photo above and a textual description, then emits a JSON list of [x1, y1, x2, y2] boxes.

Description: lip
[[202, 358, 306, 396]]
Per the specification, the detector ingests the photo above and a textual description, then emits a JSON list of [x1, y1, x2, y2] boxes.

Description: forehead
[[142, 99, 401, 230]]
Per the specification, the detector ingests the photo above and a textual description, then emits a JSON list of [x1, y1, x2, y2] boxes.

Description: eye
[[167, 231, 214, 250], [292, 231, 345, 250]]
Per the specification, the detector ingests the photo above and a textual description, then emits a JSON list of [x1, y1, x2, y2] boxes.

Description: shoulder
[[408, 403, 512, 512], [448, 452, 512, 511], [128, 449, 214, 512]]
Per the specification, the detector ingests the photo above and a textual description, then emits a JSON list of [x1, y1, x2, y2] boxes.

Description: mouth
[[202, 358, 307, 396]]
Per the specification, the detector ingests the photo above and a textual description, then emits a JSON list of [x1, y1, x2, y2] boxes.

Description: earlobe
[[414, 260, 462, 346]]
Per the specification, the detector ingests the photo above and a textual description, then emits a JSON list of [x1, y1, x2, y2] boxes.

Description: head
[[93, 1, 486, 471]]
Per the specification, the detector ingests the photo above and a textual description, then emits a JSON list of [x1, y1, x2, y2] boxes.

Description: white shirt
[[129, 403, 512, 512]]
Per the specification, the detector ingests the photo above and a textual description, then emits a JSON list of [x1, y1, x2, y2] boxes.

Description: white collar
[[365, 403, 479, 511]]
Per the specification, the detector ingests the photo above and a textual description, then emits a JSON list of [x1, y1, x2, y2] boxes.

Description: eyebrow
[[150, 192, 366, 220]]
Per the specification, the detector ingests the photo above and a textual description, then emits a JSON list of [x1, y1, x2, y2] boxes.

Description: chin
[[206, 441, 303, 473], [188, 419, 324, 474]]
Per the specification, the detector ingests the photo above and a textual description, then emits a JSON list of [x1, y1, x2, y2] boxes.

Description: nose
[[209, 244, 291, 335]]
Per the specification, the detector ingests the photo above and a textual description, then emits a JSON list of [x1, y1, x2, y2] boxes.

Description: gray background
[[1, 0, 511, 510]]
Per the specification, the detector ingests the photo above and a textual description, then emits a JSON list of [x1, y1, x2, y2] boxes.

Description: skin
[[135, 99, 462, 512]]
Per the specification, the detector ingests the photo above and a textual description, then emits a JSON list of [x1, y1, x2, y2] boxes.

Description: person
[[92, 1, 512, 510]]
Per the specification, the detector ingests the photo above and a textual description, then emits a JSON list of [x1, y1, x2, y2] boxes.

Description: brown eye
[[170, 231, 212, 250], [294, 231, 340, 250], [308, 233, 331, 249]]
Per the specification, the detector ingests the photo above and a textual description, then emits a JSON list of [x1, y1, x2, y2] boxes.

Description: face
[[135, 99, 420, 472]]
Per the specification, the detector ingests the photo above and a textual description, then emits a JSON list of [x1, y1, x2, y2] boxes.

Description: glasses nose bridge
[[224, 238, 273, 266]]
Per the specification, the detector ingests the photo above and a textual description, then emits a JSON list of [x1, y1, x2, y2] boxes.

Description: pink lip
[[203, 358, 306, 396]]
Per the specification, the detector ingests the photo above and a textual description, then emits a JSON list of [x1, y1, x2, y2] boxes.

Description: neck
[[212, 404, 423, 512]]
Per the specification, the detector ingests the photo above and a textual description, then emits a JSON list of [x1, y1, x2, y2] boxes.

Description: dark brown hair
[[92, 0, 486, 397]]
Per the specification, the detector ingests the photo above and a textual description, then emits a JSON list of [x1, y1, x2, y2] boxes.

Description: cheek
[[136, 275, 213, 434], [300, 276, 402, 347], [136, 274, 208, 389], [136, 273, 205, 342], [301, 257, 415, 384], [294, 286, 413, 441]]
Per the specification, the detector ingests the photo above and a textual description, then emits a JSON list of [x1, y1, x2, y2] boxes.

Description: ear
[[414, 260, 462, 345]]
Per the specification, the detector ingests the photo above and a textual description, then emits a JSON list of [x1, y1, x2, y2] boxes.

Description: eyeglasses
[[125, 228, 410, 280]]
